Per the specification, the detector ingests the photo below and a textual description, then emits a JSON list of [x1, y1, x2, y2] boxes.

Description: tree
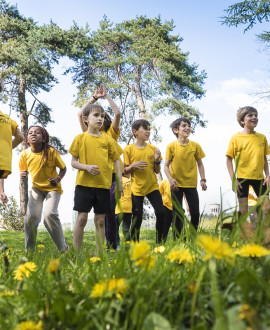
[[0, 0, 86, 214], [70, 16, 207, 142]]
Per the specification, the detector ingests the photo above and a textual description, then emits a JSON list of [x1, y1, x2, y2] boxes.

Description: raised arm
[[105, 92, 120, 133]]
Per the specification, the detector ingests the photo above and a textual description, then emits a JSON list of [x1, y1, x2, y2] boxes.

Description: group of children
[[1, 79, 269, 253]]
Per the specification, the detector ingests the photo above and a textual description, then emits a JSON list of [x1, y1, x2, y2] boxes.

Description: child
[[69, 103, 122, 253], [159, 179, 173, 241], [78, 84, 122, 250], [0, 79, 24, 202], [123, 119, 165, 243], [226, 106, 270, 221], [115, 172, 132, 241], [19, 126, 68, 251], [164, 117, 207, 238]]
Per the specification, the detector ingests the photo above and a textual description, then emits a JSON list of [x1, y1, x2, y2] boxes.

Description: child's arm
[[124, 161, 148, 174], [154, 148, 161, 174], [0, 179, 8, 203], [263, 156, 269, 187], [12, 128, 24, 149], [226, 156, 241, 193], [164, 159, 179, 191], [48, 166, 67, 187], [71, 156, 101, 175], [196, 159, 207, 191], [114, 159, 123, 193], [104, 88, 121, 134]]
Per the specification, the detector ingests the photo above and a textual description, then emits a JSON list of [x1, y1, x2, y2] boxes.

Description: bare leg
[[94, 213, 105, 255], [238, 197, 248, 218], [73, 212, 88, 250]]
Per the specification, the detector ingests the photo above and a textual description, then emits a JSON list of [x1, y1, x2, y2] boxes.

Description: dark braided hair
[[26, 126, 55, 165]]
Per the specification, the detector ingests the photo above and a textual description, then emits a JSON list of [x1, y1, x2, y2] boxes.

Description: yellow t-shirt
[[226, 132, 270, 180], [166, 140, 205, 188], [19, 147, 65, 194], [159, 179, 172, 210], [115, 176, 132, 214], [69, 132, 120, 189], [0, 110, 18, 178], [124, 143, 161, 196]]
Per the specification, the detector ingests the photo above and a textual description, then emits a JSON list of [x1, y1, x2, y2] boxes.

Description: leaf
[[142, 312, 172, 330]]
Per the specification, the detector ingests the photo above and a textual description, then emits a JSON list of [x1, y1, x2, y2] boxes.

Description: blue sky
[[2, 0, 270, 221]]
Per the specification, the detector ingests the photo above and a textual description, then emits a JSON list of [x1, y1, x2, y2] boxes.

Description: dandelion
[[91, 278, 129, 299], [47, 259, 60, 274], [166, 247, 195, 264], [153, 246, 165, 253], [14, 320, 43, 330], [239, 304, 257, 326], [13, 262, 37, 281], [196, 234, 234, 263], [90, 257, 101, 263], [0, 290, 15, 297], [37, 244, 45, 248], [232, 242, 238, 248], [236, 243, 270, 258], [129, 241, 155, 270]]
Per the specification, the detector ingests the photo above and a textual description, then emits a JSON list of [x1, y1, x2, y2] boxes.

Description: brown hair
[[170, 117, 191, 137], [82, 104, 110, 131], [236, 106, 258, 127]]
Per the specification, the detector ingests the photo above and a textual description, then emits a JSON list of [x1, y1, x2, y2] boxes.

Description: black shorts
[[73, 185, 110, 214], [0, 170, 4, 179], [237, 178, 268, 199]]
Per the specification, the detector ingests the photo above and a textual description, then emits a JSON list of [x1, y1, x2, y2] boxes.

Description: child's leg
[[73, 212, 88, 250], [43, 191, 67, 251], [237, 179, 249, 217], [147, 190, 165, 243], [105, 181, 117, 250], [94, 213, 105, 254], [252, 179, 269, 222], [171, 189, 184, 239], [122, 213, 132, 241], [163, 206, 173, 241], [24, 188, 44, 249], [131, 195, 144, 241], [184, 188, 200, 230]]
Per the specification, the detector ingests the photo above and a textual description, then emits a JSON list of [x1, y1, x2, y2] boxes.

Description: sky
[[2, 0, 270, 224]]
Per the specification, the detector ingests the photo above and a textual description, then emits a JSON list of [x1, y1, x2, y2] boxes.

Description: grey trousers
[[24, 188, 66, 250]]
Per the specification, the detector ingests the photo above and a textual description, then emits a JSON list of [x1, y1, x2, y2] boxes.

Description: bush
[[0, 196, 24, 231]]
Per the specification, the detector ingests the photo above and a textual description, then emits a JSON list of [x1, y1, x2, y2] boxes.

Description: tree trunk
[[18, 76, 28, 216], [134, 66, 146, 119]]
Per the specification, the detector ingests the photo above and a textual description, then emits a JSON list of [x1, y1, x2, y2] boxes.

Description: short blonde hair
[[236, 106, 257, 127]]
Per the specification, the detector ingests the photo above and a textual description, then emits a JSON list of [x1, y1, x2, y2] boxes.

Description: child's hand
[[263, 176, 269, 187], [94, 84, 106, 99], [0, 192, 8, 203], [132, 161, 148, 170], [48, 177, 60, 187], [200, 181, 207, 191], [154, 148, 161, 161], [169, 178, 179, 191], [85, 165, 101, 176], [20, 170, 28, 178]]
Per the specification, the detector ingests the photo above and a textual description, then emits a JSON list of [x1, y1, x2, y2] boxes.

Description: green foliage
[[0, 196, 24, 231]]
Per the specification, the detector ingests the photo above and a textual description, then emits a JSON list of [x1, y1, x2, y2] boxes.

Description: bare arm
[[263, 156, 269, 187], [48, 166, 67, 187], [71, 155, 101, 175], [105, 93, 120, 133], [0, 179, 8, 203], [196, 159, 207, 191], [164, 159, 178, 191], [154, 148, 161, 174], [226, 155, 241, 193], [12, 128, 24, 149]]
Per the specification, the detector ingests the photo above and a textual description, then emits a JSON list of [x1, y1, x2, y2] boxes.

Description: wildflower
[[14, 320, 43, 330], [90, 257, 101, 263], [166, 248, 195, 264], [188, 282, 196, 294], [0, 290, 15, 297], [91, 278, 129, 299], [13, 262, 37, 281], [232, 242, 238, 248], [47, 259, 60, 274], [37, 244, 45, 248], [129, 241, 155, 270], [239, 304, 257, 326], [236, 243, 270, 258], [196, 234, 234, 263], [153, 246, 165, 254]]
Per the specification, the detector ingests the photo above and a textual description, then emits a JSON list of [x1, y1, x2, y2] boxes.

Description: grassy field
[[1, 220, 270, 330]]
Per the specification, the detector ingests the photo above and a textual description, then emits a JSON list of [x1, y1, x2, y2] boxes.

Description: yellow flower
[[14, 320, 43, 330], [47, 259, 60, 273], [13, 262, 37, 281], [188, 282, 196, 294], [196, 234, 234, 263], [239, 304, 257, 326], [166, 248, 195, 264], [129, 241, 155, 270], [37, 244, 45, 248], [236, 243, 270, 258], [153, 246, 165, 253], [0, 290, 15, 297], [90, 257, 101, 263], [91, 278, 129, 299], [232, 242, 238, 248]]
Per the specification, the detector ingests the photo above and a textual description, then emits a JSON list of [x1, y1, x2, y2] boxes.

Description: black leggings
[[171, 188, 200, 238], [131, 190, 165, 243]]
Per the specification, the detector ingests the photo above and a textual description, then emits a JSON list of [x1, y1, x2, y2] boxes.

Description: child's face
[[174, 121, 191, 138], [133, 125, 151, 141], [241, 111, 258, 129], [27, 127, 44, 145], [84, 110, 105, 130]]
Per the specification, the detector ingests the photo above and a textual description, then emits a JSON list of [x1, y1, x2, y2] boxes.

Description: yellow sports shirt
[[0, 110, 18, 178], [226, 132, 270, 180], [159, 179, 172, 210], [124, 143, 161, 196], [69, 132, 120, 189], [19, 147, 65, 194], [115, 176, 132, 214], [166, 140, 205, 188]]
